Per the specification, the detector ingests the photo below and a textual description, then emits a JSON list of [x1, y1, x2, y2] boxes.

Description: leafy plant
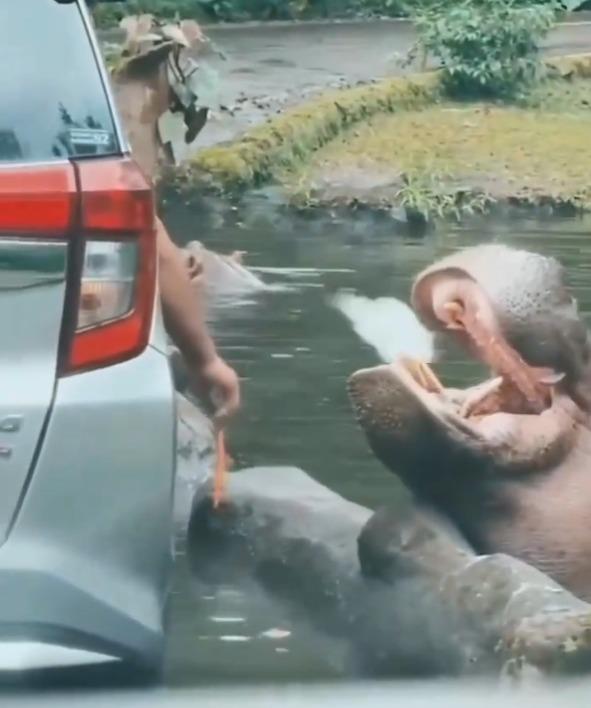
[[407, 0, 584, 99], [353, 0, 406, 16], [395, 171, 491, 222], [92, 0, 409, 27]]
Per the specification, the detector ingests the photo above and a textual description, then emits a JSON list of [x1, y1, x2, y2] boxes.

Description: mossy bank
[[171, 53, 591, 217]]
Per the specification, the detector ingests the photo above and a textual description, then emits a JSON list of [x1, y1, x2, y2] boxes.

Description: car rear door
[[0, 0, 123, 542]]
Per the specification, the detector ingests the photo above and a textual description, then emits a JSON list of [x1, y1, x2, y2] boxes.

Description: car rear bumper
[[0, 345, 176, 670]]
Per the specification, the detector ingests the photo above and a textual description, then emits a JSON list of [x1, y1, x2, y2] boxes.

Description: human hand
[[191, 354, 241, 425]]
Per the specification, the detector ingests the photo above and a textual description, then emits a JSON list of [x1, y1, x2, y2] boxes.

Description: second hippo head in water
[[182, 240, 268, 301]]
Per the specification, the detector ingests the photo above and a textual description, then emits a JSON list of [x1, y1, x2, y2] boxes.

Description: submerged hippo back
[[411, 244, 590, 383]]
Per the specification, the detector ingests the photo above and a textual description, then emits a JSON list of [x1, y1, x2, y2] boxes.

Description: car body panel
[[0, 0, 177, 669], [1, 345, 175, 666], [0, 240, 68, 542]]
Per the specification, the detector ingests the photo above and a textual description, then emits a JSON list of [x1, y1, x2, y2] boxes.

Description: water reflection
[[0, 1, 118, 164], [0, 130, 22, 161], [162, 199, 591, 686]]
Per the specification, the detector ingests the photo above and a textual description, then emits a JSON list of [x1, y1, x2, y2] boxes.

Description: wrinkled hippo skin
[[188, 468, 591, 680], [348, 244, 591, 602]]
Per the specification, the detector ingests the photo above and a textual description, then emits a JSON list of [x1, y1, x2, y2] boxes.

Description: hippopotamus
[[182, 240, 268, 299], [347, 243, 591, 601]]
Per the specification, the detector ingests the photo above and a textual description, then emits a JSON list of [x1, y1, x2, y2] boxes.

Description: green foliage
[[395, 171, 490, 221], [92, 0, 589, 27], [346, 0, 407, 17], [182, 73, 438, 190], [195, 0, 292, 21], [408, 0, 581, 99], [291, 60, 591, 213], [91, 0, 408, 27]]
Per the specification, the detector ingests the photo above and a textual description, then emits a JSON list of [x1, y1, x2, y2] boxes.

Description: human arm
[[156, 216, 240, 422]]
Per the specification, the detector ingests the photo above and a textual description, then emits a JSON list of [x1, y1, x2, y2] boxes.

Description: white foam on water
[[259, 628, 292, 640], [210, 616, 247, 624], [252, 267, 355, 276]]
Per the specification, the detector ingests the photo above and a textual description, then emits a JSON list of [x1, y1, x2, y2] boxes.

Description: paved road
[[206, 16, 591, 94]]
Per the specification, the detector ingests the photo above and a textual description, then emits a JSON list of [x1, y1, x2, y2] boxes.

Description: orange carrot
[[213, 427, 228, 509]]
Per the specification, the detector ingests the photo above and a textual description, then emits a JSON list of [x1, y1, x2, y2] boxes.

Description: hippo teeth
[[538, 371, 566, 386], [459, 377, 503, 419]]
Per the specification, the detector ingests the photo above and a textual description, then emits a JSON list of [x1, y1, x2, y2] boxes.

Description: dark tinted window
[[0, 0, 119, 164]]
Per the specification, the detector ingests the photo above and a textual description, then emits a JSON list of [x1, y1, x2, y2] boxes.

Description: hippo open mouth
[[346, 244, 591, 600], [348, 355, 579, 480], [347, 244, 591, 530], [349, 245, 586, 466]]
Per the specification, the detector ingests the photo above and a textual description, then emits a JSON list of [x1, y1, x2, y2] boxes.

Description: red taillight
[[61, 158, 156, 374], [0, 165, 76, 234]]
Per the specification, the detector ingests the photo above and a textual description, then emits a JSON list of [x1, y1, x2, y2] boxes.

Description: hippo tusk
[[457, 377, 503, 418], [399, 356, 444, 394], [535, 369, 566, 386]]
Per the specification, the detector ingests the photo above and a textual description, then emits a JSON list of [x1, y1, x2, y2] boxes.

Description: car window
[[0, 0, 119, 164]]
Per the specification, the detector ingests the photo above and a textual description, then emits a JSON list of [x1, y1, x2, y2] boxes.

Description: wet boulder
[[174, 393, 215, 527], [187, 466, 370, 624], [359, 507, 591, 680], [188, 467, 591, 681], [187, 468, 471, 677]]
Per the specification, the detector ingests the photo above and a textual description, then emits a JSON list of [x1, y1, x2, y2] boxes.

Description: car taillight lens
[[60, 158, 156, 375], [0, 164, 76, 235], [77, 240, 137, 330]]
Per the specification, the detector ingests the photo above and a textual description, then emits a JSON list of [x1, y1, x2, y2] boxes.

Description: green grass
[[283, 76, 591, 212], [170, 53, 591, 216], [175, 73, 440, 192]]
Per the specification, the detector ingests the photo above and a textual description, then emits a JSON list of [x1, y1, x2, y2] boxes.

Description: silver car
[[0, 0, 176, 675]]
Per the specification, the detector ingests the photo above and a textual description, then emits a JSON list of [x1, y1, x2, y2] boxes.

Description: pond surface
[[160, 196, 591, 687]]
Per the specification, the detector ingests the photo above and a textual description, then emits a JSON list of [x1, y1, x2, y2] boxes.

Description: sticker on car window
[[68, 129, 113, 147]]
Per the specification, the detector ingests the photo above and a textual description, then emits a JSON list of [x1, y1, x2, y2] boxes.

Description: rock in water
[[174, 393, 215, 527], [359, 507, 591, 679], [188, 467, 369, 626], [188, 468, 591, 681]]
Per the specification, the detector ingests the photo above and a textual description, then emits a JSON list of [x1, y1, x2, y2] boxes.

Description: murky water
[[160, 194, 591, 686]]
